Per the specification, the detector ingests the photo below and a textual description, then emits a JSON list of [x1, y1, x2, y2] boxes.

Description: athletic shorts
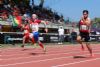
[[32, 32, 39, 42], [80, 32, 90, 42], [24, 33, 30, 38], [24, 33, 30, 42]]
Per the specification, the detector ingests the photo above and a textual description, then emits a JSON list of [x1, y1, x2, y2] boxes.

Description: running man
[[77, 10, 93, 57], [29, 14, 48, 52], [21, 20, 35, 48]]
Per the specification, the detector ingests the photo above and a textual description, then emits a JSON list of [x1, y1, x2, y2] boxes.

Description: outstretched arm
[[41, 20, 48, 33]]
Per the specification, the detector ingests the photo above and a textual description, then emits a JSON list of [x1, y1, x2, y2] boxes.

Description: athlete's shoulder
[[87, 17, 91, 21], [35, 19, 41, 23], [36, 19, 41, 22], [87, 17, 91, 23]]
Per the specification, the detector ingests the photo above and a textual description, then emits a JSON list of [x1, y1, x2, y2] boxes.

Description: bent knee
[[77, 36, 81, 41]]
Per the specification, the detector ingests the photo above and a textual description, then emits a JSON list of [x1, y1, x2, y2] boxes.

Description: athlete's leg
[[86, 42, 93, 57], [29, 33, 35, 44], [34, 32, 46, 52], [21, 34, 29, 48], [22, 35, 27, 48], [38, 41, 46, 52], [29, 33, 37, 48], [77, 35, 84, 51], [85, 35, 93, 57]]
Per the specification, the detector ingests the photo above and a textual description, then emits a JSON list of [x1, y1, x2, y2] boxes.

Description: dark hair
[[83, 10, 89, 14]]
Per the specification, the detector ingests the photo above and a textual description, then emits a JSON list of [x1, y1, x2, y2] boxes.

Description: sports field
[[0, 43, 100, 67]]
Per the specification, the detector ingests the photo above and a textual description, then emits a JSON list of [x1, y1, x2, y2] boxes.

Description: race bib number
[[80, 25, 88, 30], [30, 23, 39, 31]]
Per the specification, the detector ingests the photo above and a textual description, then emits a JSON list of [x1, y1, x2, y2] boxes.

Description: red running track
[[0, 44, 100, 67]]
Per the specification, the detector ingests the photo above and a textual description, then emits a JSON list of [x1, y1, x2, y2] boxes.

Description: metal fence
[[0, 32, 100, 44]]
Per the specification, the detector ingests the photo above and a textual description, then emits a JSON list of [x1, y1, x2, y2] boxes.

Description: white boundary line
[[52, 58, 100, 67], [0, 45, 75, 51], [1, 44, 100, 57], [0, 44, 99, 54], [0, 47, 82, 57], [0, 52, 100, 67], [0, 46, 100, 57], [0, 45, 79, 53], [0, 44, 99, 51], [1, 49, 100, 61]]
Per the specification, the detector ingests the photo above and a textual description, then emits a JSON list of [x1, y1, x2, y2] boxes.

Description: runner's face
[[83, 12, 88, 19], [32, 15, 37, 20], [32, 16, 35, 20]]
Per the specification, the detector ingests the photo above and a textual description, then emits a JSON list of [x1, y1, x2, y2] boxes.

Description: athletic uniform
[[30, 19, 41, 42], [29, 19, 46, 51], [23, 24, 31, 42], [79, 18, 90, 42]]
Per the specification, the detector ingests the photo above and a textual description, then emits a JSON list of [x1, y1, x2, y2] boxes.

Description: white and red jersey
[[30, 19, 41, 32], [79, 18, 91, 33]]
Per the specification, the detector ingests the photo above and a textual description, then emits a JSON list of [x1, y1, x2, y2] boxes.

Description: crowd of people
[[0, 0, 64, 23]]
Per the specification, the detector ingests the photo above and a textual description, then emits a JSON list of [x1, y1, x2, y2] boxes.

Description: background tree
[[39, 0, 45, 8]]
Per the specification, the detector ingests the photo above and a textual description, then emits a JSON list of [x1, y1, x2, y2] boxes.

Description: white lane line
[[0, 49, 100, 61], [0, 45, 79, 53], [0, 49, 86, 61], [1, 45, 77, 56], [1, 45, 100, 57], [0, 46, 100, 59], [0, 45, 71, 51], [1, 44, 98, 56], [52, 58, 100, 67], [0, 47, 81, 57], [0, 52, 100, 67], [0, 44, 98, 52]]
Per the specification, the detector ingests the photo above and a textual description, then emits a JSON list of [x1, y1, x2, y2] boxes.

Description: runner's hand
[[44, 28, 48, 33]]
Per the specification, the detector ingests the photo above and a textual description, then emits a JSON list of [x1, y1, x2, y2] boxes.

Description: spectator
[[1, 11, 8, 21], [70, 29, 77, 44], [0, 0, 64, 26], [58, 26, 64, 44]]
